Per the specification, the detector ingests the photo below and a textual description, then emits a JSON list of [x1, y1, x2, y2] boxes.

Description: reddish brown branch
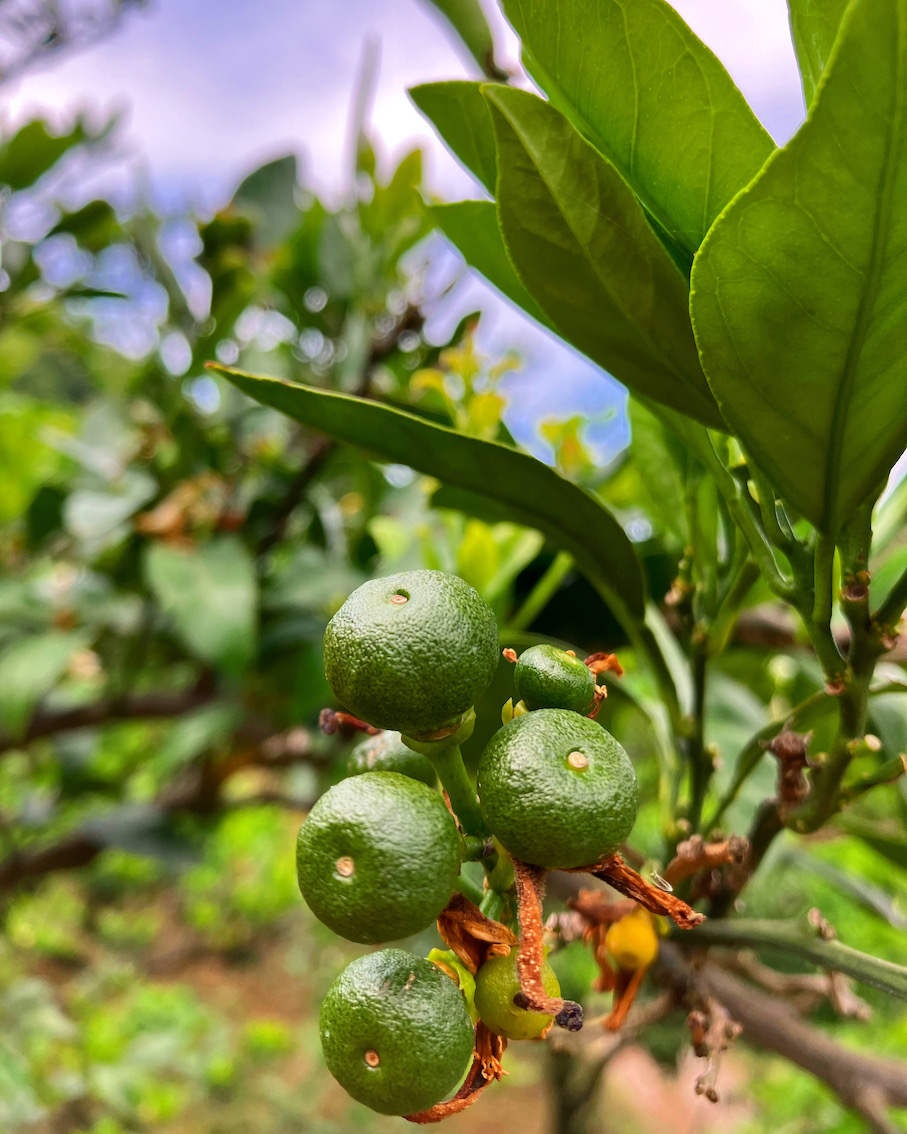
[[583, 854, 705, 929]]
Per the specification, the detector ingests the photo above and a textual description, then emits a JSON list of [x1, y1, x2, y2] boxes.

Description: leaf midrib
[[821, 2, 904, 531]]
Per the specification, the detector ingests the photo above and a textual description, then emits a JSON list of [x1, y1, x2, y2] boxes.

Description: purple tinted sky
[[10, 0, 807, 462]]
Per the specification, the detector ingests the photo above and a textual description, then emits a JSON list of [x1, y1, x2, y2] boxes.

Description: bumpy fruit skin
[[477, 709, 638, 869], [514, 644, 595, 713], [296, 772, 461, 943], [320, 949, 475, 1115], [323, 570, 499, 735], [346, 731, 436, 787], [474, 949, 560, 1040]]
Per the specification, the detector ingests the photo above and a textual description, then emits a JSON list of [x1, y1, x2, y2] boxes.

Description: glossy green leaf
[[501, 0, 774, 262], [484, 86, 725, 429], [210, 365, 647, 619], [410, 82, 498, 193], [787, 0, 851, 105], [431, 201, 553, 328], [0, 631, 88, 740], [419, 0, 506, 79], [691, 0, 907, 533], [145, 537, 258, 677]]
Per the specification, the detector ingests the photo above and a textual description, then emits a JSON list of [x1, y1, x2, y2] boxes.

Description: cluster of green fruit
[[297, 570, 639, 1116]]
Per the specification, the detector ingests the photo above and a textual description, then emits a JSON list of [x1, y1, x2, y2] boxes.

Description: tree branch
[[0, 673, 217, 756], [692, 960, 907, 1131], [675, 917, 907, 1001]]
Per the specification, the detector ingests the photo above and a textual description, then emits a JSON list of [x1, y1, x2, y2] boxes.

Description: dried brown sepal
[[663, 834, 751, 888], [579, 854, 705, 929], [583, 652, 625, 679], [436, 892, 517, 975], [475, 1021, 508, 1081], [604, 965, 648, 1032], [404, 1051, 490, 1124], [512, 859, 567, 1017], [318, 708, 380, 736], [587, 685, 608, 720], [566, 889, 636, 927]]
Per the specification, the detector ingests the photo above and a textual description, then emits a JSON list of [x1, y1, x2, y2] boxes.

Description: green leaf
[[500, 0, 774, 262], [145, 537, 257, 677], [419, 0, 506, 79], [49, 200, 121, 253], [233, 155, 299, 246], [431, 201, 553, 328], [0, 631, 87, 740], [837, 815, 907, 871], [210, 365, 647, 620], [691, 0, 907, 533], [0, 116, 103, 192], [628, 401, 689, 544], [484, 86, 724, 429], [409, 81, 498, 193], [787, 0, 851, 105]]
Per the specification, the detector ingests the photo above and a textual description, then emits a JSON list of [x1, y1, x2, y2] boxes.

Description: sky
[[7, 0, 808, 464]]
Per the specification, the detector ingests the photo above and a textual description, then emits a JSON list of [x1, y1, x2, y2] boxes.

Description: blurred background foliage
[[1, 4, 906, 1133]]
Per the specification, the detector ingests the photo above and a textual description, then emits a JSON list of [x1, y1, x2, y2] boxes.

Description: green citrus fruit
[[296, 772, 461, 943], [346, 731, 436, 788], [514, 644, 595, 713], [474, 949, 560, 1040], [320, 949, 475, 1115], [323, 570, 499, 735], [477, 709, 638, 869]]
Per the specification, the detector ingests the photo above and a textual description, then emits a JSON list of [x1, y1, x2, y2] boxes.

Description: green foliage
[[2, 3, 907, 1130], [691, 0, 907, 532], [501, 0, 774, 262], [484, 85, 723, 428], [213, 366, 648, 620]]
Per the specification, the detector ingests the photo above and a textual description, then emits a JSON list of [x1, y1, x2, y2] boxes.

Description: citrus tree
[[215, 0, 907, 1129]]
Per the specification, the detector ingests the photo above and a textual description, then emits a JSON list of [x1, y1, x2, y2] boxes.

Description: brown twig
[[662, 834, 750, 897], [582, 854, 705, 929], [0, 672, 217, 756]]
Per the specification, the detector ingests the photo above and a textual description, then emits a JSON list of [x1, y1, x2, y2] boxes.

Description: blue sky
[[9, 0, 807, 463]]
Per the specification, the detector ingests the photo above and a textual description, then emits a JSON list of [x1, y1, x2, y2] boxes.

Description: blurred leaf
[[691, 0, 907, 532], [484, 86, 724, 428], [410, 81, 498, 192], [49, 200, 121, 252], [787, 0, 850, 105], [81, 804, 201, 867], [837, 815, 907, 871], [502, 0, 773, 263], [0, 116, 101, 191], [64, 469, 157, 543], [432, 200, 553, 328], [0, 631, 88, 740], [233, 155, 300, 246], [787, 849, 907, 929], [628, 401, 688, 543], [212, 365, 648, 620], [145, 537, 257, 677], [419, 0, 506, 79]]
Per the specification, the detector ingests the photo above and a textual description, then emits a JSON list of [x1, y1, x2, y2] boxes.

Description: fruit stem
[[426, 744, 488, 839]]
